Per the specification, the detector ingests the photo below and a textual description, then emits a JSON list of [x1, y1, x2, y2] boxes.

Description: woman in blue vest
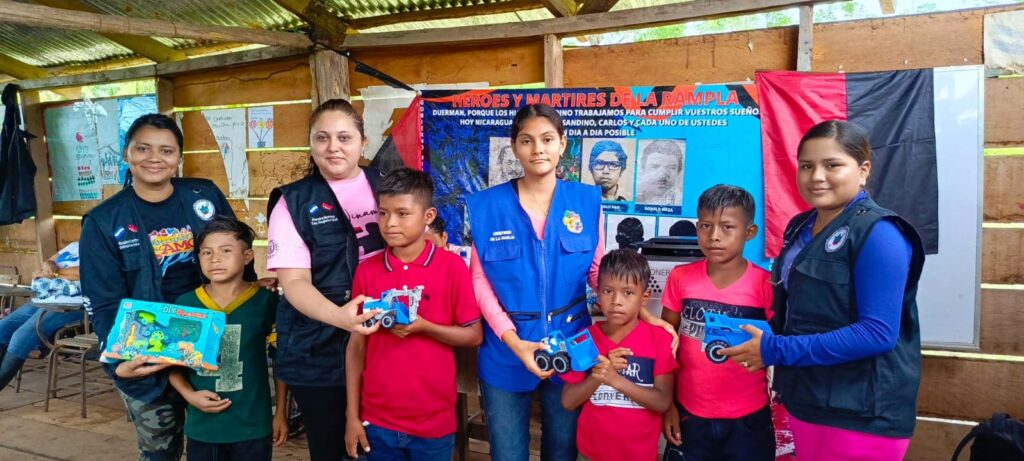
[[81, 113, 256, 460], [266, 98, 384, 461], [722, 120, 925, 460], [468, 104, 673, 461]]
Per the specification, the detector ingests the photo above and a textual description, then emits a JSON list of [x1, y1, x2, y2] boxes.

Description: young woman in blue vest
[[266, 98, 384, 461], [81, 113, 257, 460], [468, 104, 675, 461], [722, 120, 925, 460]]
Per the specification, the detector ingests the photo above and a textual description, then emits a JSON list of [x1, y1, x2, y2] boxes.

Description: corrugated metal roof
[[0, 0, 694, 73]]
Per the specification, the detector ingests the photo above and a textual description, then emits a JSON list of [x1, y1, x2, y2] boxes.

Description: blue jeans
[[364, 424, 454, 461], [480, 379, 579, 461], [664, 404, 775, 461], [0, 304, 82, 359]]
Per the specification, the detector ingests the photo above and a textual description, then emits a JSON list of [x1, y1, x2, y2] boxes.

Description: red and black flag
[[757, 69, 938, 257]]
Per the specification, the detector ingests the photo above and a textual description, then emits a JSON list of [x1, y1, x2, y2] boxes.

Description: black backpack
[[951, 413, 1024, 461]]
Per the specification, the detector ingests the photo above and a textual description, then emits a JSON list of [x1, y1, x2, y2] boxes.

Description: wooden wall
[[1, 6, 1022, 459]]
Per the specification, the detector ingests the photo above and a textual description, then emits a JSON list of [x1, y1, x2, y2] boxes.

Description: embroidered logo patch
[[308, 204, 320, 216], [563, 210, 584, 234], [267, 239, 279, 257], [193, 199, 215, 221], [322, 202, 334, 211], [113, 227, 126, 239], [825, 226, 850, 253], [127, 224, 138, 233]]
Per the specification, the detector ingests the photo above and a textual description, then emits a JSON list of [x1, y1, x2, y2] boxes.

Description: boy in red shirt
[[661, 184, 775, 460], [344, 168, 482, 460], [562, 249, 676, 461]]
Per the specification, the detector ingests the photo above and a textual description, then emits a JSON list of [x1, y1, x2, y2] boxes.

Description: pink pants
[[789, 415, 911, 460]]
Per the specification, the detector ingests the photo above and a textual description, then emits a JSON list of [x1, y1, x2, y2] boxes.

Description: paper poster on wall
[[203, 108, 248, 198], [247, 106, 274, 149], [422, 86, 767, 267], [45, 103, 102, 201], [94, 99, 121, 185]]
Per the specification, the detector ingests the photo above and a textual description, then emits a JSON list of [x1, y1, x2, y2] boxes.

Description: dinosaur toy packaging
[[101, 298, 226, 371]]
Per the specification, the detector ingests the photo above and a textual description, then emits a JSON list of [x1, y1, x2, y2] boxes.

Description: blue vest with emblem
[[467, 180, 601, 392], [770, 196, 925, 438], [267, 168, 384, 386]]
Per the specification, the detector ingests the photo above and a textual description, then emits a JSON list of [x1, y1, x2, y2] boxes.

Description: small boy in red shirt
[[562, 249, 676, 461], [661, 184, 775, 460], [344, 168, 483, 460]]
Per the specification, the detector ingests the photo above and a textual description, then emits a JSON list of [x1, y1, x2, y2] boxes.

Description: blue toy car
[[362, 285, 423, 329], [534, 329, 600, 374], [702, 312, 772, 364]]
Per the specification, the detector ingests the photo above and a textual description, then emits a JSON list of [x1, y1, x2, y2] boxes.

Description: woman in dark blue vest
[[468, 104, 673, 461], [723, 120, 925, 460], [81, 114, 255, 460], [266, 99, 384, 461]]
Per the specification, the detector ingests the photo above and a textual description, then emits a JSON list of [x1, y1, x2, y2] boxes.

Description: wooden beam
[[156, 77, 173, 116], [350, 0, 544, 30], [341, 0, 838, 49], [0, 54, 50, 80], [273, 0, 349, 48], [20, 90, 58, 264], [31, 0, 187, 63], [542, 0, 578, 17], [310, 48, 349, 107], [544, 34, 563, 88], [577, 0, 620, 15], [0, 1, 312, 49], [16, 46, 305, 91], [797, 4, 813, 71]]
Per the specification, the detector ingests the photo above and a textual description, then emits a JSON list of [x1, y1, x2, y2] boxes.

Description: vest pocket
[[825, 359, 876, 414], [793, 257, 850, 285], [559, 234, 593, 254]]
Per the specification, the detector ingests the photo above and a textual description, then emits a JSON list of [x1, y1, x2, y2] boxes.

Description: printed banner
[[203, 108, 249, 198], [422, 86, 769, 268]]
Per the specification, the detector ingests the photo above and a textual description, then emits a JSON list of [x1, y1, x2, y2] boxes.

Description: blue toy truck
[[702, 312, 772, 364], [534, 329, 600, 374], [362, 285, 424, 329]]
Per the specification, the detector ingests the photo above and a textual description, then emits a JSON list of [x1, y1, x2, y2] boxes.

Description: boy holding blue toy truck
[[168, 217, 288, 461], [561, 249, 677, 461], [660, 185, 775, 461], [345, 168, 482, 460]]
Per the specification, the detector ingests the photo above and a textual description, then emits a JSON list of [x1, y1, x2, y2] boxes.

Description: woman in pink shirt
[[265, 99, 386, 461]]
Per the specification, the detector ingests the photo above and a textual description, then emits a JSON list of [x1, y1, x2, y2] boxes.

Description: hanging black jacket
[[0, 84, 37, 225]]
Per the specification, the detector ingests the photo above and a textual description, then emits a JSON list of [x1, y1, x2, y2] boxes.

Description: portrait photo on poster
[[606, 214, 656, 251], [581, 138, 636, 202], [657, 217, 698, 238], [635, 139, 685, 207], [488, 137, 523, 187]]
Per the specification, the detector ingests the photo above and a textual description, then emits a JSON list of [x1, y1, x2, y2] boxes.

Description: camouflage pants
[[121, 387, 186, 461]]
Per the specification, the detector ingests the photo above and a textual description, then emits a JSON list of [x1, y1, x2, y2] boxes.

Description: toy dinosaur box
[[101, 298, 226, 371]]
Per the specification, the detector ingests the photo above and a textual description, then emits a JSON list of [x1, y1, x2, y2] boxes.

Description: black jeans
[[664, 404, 775, 461], [186, 436, 272, 461], [290, 384, 352, 461]]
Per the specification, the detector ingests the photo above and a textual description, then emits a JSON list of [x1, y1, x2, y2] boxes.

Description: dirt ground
[[0, 359, 505, 460]]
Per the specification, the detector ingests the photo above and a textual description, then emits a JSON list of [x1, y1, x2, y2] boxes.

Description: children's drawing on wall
[[247, 106, 274, 149], [203, 108, 249, 198]]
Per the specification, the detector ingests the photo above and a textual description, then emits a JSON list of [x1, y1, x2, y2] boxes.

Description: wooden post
[[310, 48, 350, 108], [156, 77, 174, 116], [797, 4, 813, 71], [544, 34, 564, 88], [20, 90, 57, 263]]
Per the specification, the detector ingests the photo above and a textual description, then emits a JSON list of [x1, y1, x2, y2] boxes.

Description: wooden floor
[[0, 359, 504, 460]]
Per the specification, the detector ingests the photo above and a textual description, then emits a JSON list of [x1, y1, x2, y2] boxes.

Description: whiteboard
[[917, 66, 983, 348]]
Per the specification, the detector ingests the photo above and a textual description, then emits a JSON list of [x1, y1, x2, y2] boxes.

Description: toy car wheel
[[381, 314, 396, 329], [552, 352, 571, 374], [362, 318, 377, 329], [705, 340, 730, 364], [534, 351, 552, 372]]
